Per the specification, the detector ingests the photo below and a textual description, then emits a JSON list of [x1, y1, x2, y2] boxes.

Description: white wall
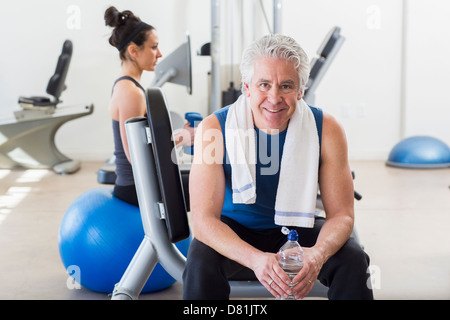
[[0, 0, 448, 161], [282, 0, 404, 160], [403, 0, 450, 143], [0, 0, 213, 160]]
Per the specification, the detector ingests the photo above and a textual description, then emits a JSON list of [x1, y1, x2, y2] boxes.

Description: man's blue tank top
[[214, 104, 323, 229]]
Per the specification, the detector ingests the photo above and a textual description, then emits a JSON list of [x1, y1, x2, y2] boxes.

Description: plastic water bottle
[[277, 227, 303, 300]]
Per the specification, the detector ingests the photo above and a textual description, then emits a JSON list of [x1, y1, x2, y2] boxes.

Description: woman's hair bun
[[104, 6, 153, 60], [104, 6, 136, 28]]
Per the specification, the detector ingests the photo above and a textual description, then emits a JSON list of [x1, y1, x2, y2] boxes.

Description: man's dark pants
[[182, 216, 374, 300]]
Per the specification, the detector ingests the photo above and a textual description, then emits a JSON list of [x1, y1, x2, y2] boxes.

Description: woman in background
[[105, 6, 194, 206]]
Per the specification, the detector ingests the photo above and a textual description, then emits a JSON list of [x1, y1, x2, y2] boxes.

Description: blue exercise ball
[[58, 187, 191, 294], [387, 136, 450, 169]]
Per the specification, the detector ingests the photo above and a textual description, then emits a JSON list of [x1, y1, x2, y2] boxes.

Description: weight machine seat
[[144, 89, 265, 286], [317, 26, 341, 58], [18, 40, 73, 109], [113, 88, 332, 299], [304, 27, 344, 104], [145, 89, 318, 289], [146, 89, 190, 243], [144, 86, 360, 243], [0, 39, 93, 174], [144, 86, 362, 280]]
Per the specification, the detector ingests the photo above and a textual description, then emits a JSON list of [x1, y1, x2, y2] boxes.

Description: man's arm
[[189, 114, 291, 298], [292, 112, 355, 299]]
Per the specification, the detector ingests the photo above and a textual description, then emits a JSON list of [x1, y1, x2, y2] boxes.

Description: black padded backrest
[[306, 57, 325, 88], [146, 88, 190, 243], [317, 26, 341, 58], [304, 27, 342, 100], [46, 40, 73, 101]]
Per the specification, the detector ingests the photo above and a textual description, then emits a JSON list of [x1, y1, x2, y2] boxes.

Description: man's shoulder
[[213, 105, 231, 121], [307, 104, 323, 119], [211, 105, 232, 131], [321, 112, 348, 156]]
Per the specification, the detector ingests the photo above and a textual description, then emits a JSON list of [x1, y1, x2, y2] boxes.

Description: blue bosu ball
[[386, 136, 450, 169]]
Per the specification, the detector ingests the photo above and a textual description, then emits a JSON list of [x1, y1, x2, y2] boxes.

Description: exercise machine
[[303, 26, 345, 105], [150, 33, 192, 94], [0, 40, 93, 174]]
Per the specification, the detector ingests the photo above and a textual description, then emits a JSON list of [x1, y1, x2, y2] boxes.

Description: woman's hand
[[174, 122, 196, 147]]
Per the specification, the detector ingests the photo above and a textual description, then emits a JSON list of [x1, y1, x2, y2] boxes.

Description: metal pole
[[210, 0, 221, 112], [399, 0, 408, 140], [252, 0, 257, 40], [273, 0, 283, 34], [111, 117, 160, 300]]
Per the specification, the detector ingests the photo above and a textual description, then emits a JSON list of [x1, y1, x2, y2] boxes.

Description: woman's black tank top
[[111, 76, 145, 186]]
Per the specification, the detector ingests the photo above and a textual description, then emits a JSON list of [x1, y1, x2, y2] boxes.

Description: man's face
[[244, 57, 302, 133]]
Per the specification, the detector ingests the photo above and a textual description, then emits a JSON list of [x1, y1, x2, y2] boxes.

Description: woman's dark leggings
[[114, 184, 139, 207]]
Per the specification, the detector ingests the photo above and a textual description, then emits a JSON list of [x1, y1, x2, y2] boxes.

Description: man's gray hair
[[239, 34, 310, 94]]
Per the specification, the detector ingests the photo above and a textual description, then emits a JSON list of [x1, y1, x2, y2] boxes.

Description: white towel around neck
[[225, 95, 319, 228]]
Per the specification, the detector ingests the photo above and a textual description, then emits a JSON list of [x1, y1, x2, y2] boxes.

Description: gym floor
[[0, 160, 448, 300]]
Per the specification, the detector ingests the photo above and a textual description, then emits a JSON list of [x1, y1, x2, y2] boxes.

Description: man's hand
[[251, 252, 292, 299], [290, 247, 324, 299]]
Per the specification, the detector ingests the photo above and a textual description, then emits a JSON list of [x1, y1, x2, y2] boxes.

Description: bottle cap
[[281, 226, 290, 235], [288, 230, 298, 241]]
